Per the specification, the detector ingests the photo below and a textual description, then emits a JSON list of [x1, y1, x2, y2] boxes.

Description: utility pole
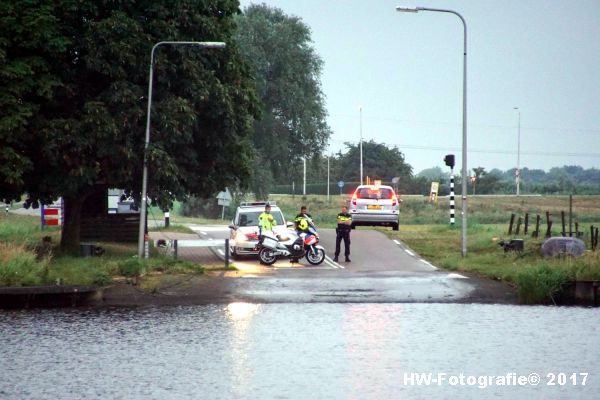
[[359, 105, 363, 185], [514, 107, 521, 196]]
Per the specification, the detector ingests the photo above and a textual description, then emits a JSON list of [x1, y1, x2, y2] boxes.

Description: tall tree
[[334, 140, 413, 191], [234, 4, 331, 187], [0, 0, 259, 253]]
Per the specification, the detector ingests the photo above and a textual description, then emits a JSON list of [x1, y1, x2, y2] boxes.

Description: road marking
[[404, 249, 415, 257], [420, 259, 438, 270], [188, 225, 230, 232], [176, 239, 226, 248], [447, 273, 468, 279], [324, 256, 344, 269], [393, 240, 401, 245], [217, 249, 224, 256]]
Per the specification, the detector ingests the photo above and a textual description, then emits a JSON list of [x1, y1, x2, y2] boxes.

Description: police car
[[228, 202, 289, 258], [349, 181, 400, 230]]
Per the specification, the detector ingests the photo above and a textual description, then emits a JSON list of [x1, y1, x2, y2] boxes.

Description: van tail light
[[351, 192, 357, 206], [392, 193, 398, 207]]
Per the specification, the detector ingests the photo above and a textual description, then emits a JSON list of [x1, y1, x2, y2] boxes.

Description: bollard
[[508, 214, 515, 235], [225, 238, 230, 269], [173, 239, 178, 260], [524, 213, 529, 235], [164, 211, 170, 228], [561, 211, 566, 237]]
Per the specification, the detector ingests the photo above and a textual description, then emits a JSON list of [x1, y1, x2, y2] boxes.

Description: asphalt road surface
[[157, 224, 517, 304]]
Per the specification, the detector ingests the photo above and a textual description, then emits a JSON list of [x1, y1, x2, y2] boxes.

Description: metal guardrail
[[168, 238, 232, 268]]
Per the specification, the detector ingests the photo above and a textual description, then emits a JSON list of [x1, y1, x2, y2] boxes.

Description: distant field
[[261, 194, 600, 229], [157, 194, 600, 230]]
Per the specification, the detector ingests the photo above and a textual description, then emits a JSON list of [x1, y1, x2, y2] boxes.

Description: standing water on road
[[1, 303, 599, 399]]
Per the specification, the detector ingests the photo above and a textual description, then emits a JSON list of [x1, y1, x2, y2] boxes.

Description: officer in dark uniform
[[334, 206, 352, 262]]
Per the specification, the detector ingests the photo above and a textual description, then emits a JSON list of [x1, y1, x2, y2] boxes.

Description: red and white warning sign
[[42, 204, 62, 227]]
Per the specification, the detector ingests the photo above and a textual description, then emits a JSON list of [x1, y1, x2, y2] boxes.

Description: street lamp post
[[303, 157, 306, 195], [359, 105, 363, 185], [138, 41, 226, 259], [514, 107, 521, 196], [327, 154, 330, 202], [396, 6, 468, 257]]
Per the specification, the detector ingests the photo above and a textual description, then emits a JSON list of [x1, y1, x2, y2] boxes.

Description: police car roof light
[[240, 201, 277, 207]]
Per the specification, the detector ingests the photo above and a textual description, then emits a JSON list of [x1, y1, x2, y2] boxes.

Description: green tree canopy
[[333, 140, 413, 191], [235, 4, 331, 189], [0, 0, 259, 252], [416, 166, 449, 183]]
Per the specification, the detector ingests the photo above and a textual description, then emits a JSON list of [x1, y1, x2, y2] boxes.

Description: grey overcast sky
[[239, 0, 600, 174]]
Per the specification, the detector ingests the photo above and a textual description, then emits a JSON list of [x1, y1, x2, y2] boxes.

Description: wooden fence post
[[508, 214, 515, 235], [545, 211, 552, 238], [533, 214, 540, 238]]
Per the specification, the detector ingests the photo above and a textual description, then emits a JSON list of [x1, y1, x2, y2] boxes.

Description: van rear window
[[356, 188, 394, 200]]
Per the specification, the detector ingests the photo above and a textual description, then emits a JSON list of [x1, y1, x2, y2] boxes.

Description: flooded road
[[1, 303, 598, 399]]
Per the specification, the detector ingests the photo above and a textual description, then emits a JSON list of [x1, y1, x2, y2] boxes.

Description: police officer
[[291, 206, 312, 263], [294, 205, 312, 233], [334, 206, 352, 262], [259, 204, 275, 233]]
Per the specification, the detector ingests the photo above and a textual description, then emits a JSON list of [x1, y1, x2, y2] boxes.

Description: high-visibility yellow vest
[[337, 212, 352, 231], [259, 211, 275, 231]]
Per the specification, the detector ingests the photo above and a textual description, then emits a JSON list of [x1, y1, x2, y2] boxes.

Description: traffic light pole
[[450, 168, 455, 225], [445, 154, 456, 226]]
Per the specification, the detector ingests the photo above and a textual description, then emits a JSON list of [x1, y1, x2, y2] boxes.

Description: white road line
[[404, 249, 415, 257], [447, 273, 468, 279], [188, 225, 230, 232], [325, 256, 344, 269], [420, 259, 438, 270], [217, 249, 224, 256], [393, 240, 401, 245]]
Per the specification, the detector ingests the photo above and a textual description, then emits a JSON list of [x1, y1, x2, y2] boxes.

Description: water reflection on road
[[1, 304, 598, 399]]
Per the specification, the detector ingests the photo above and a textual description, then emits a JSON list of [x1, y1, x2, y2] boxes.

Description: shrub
[[0, 243, 48, 286], [516, 264, 573, 304], [117, 259, 146, 277]]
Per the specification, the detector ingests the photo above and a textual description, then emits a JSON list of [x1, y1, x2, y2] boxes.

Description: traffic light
[[444, 154, 455, 168]]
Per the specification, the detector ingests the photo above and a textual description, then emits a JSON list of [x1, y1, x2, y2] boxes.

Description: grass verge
[[1, 213, 205, 287], [387, 223, 600, 304]]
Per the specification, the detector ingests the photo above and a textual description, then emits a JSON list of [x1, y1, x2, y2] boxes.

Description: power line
[[330, 113, 600, 134], [328, 139, 600, 158]]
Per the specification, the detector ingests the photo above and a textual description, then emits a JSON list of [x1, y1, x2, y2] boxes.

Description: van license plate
[[367, 205, 382, 210]]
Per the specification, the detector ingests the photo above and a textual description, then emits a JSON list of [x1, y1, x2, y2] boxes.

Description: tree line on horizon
[[269, 143, 600, 196]]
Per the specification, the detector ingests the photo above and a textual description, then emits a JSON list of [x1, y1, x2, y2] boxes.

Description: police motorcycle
[[258, 216, 326, 266]]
